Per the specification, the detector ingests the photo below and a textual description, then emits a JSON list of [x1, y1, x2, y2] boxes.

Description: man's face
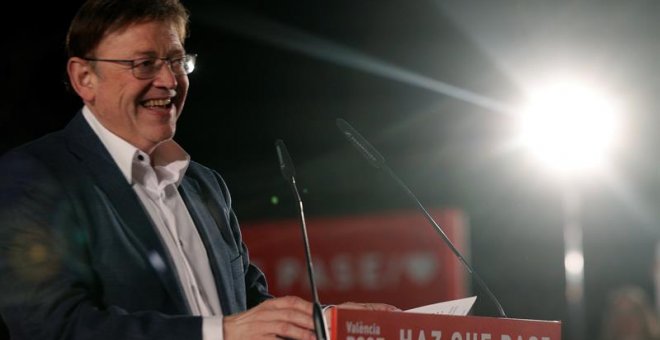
[[85, 21, 189, 152]]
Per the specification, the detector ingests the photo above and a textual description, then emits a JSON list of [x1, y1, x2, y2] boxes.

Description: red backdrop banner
[[242, 208, 469, 309]]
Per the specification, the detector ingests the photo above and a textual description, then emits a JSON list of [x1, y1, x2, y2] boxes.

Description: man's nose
[[152, 61, 178, 88]]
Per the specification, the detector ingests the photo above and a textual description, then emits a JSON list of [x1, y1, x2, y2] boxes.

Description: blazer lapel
[[179, 177, 237, 315], [64, 113, 189, 313]]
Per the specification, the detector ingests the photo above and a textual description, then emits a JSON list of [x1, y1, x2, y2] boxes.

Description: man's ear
[[67, 57, 96, 102]]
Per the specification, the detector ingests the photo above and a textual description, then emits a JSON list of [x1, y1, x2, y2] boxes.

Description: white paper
[[405, 296, 477, 316]]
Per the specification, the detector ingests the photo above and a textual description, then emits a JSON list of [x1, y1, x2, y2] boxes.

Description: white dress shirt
[[82, 107, 224, 340]]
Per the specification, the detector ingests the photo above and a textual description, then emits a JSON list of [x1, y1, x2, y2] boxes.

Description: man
[[0, 0, 394, 339]]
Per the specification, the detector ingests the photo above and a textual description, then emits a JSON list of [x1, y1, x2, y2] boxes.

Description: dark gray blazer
[[0, 112, 271, 340]]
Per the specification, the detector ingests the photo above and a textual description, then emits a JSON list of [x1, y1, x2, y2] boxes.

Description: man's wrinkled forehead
[[103, 18, 187, 44]]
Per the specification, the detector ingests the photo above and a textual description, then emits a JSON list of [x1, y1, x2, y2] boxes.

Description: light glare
[[519, 81, 619, 174], [565, 250, 584, 277]]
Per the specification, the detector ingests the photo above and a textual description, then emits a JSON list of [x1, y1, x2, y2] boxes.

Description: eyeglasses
[[82, 54, 197, 80]]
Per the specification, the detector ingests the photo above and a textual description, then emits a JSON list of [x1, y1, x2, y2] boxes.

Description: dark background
[[3, 1, 660, 339]]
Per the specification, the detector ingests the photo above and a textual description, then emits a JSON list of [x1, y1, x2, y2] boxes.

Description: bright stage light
[[564, 250, 584, 277], [518, 81, 620, 174]]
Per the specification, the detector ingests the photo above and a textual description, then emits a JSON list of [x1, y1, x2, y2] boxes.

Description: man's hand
[[323, 301, 400, 320], [324, 302, 401, 335], [224, 296, 316, 340], [333, 302, 400, 312]]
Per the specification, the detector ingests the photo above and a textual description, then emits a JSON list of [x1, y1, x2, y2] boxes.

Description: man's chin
[[134, 130, 175, 153]]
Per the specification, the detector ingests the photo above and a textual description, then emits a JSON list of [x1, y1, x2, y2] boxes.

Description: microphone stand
[[275, 140, 328, 340], [336, 119, 507, 318]]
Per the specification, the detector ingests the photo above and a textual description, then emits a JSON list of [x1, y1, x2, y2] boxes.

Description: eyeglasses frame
[[81, 54, 197, 79]]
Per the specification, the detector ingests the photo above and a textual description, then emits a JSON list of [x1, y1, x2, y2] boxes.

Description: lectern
[[330, 308, 561, 340]]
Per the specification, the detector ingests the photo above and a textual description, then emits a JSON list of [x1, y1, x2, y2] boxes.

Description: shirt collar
[[82, 106, 190, 186]]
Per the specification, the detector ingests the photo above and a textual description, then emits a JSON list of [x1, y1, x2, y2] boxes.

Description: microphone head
[[336, 118, 386, 169], [275, 139, 296, 181]]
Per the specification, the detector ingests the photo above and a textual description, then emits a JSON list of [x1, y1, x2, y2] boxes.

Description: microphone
[[275, 139, 328, 340], [336, 118, 508, 318]]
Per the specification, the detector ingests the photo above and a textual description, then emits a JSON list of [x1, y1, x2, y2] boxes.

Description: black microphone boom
[[335, 118, 508, 318], [274, 139, 328, 339]]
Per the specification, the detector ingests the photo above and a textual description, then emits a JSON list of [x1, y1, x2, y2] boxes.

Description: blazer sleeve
[[209, 169, 273, 309], [0, 150, 203, 340]]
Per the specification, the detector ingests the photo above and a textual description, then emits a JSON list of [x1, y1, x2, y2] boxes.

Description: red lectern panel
[[242, 208, 468, 309], [331, 308, 561, 340]]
